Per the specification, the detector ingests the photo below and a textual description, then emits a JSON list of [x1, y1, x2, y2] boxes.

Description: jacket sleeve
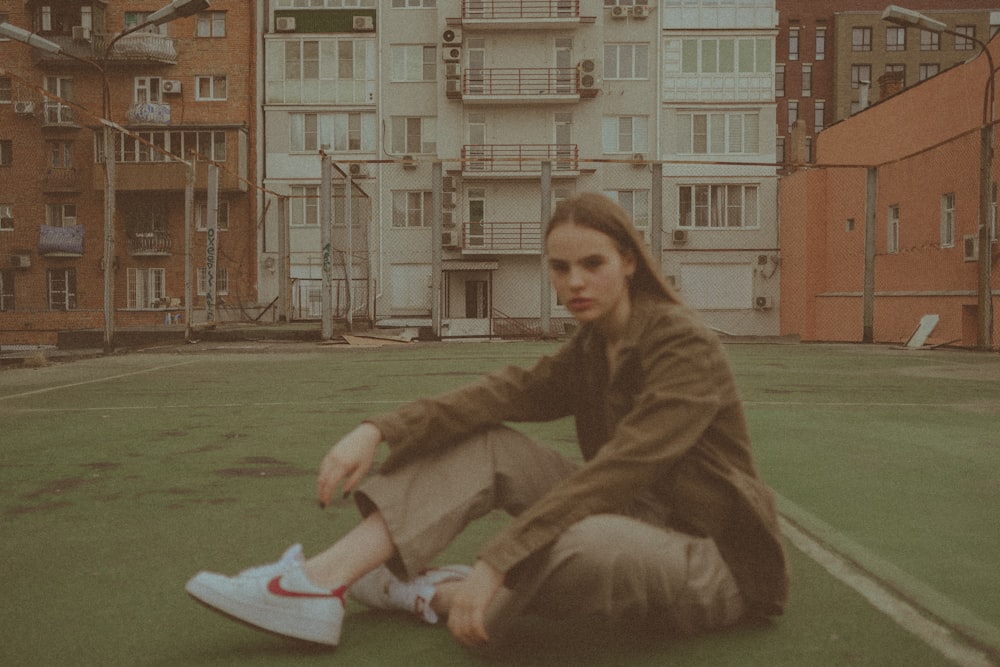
[[477, 312, 731, 574], [367, 337, 584, 469]]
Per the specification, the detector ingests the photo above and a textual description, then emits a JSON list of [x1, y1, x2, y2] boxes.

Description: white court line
[[0, 360, 198, 402]]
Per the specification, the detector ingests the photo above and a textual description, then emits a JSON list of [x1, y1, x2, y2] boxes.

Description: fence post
[[320, 151, 333, 340], [863, 167, 877, 344], [345, 170, 354, 332]]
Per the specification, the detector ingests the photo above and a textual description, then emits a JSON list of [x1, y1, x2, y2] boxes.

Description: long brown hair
[[546, 192, 681, 303]]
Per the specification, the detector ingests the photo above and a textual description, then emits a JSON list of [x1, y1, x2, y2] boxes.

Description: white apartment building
[[255, 0, 780, 337]]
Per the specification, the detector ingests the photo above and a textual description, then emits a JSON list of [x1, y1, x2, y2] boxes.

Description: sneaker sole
[[185, 574, 342, 647]]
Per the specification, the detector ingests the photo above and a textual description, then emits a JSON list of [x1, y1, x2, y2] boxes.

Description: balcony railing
[[127, 232, 172, 256], [455, 68, 595, 101], [461, 222, 542, 254], [42, 102, 76, 127], [461, 144, 578, 174], [461, 0, 580, 20], [43, 167, 81, 192], [31, 32, 178, 65]]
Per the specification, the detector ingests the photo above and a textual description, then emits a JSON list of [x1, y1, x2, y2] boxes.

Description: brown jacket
[[370, 294, 790, 616]]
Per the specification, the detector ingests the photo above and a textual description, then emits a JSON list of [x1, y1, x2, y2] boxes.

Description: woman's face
[[546, 222, 636, 331]]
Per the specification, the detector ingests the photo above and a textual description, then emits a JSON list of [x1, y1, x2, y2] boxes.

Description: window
[[801, 64, 812, 97], [0, 270, 13, 311], [43, 76, 74, 124], [677, 112, 759, 155], [196, 75, 228, 101], [392, 191, 433, 228], [0, 140, 12, 166], [196, 12, 226, 37], [815, 27, 826, 61], [602, 116, 648, 153], [48, 269, 77, 310], [196, 199, 230, 231], [788, 28, 799, 61], [605, 43, 649, 79], [198, 266, 229, 295], [679, 184, 759, 228], [851, 64, 872, 89], [776, 136, 786, 164], [125, 199, 166, 238], [392, 0, 436, 7], [886, 27, 905, 51], [606, 190, 649, 232], [852, 27, 872, 52], [0, 77, 12, 103], [887, 205, 900, 254], [919, 64, 940, 81], [680, 38, 771, 74], [941, 193, 955, 247], [920, 30, 939, 51], [45, 203, 77, 227], [775, 64, 785, 97], [135, 77, 163, 103], [814, 100, 825, 132], [291, 112, 376, 152], [391, 45, 436, 82], [787, 100, 798, 131], [46, 141, 73, 169], [391, 116, 436, 154], [0, 203, 12, 231], [885, 63, 905, 77], [105, 130, 227, 163], [124, 12, 167, 34], [955, 26, 976, 51], [127, 268, 166, 309], [290, 185, 319, 226]]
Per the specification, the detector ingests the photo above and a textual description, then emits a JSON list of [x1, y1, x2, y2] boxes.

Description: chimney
[[878, 71, 906, 100]]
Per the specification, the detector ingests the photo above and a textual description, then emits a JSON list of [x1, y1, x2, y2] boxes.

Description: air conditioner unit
[[445, 63, 462, 79], [11, 253, 31, 269], [348, 163, 369, 178], [162, 80, 182, 94], [14, 101, 35, 115], [352, 16, 374, 31], [611, 6, 630, 18], [442, 176, 456, 192], [446, 78, 463, 95], [964, 234, 979, 261], [443, 46, 462, 63], [72, 26, 91, 41], [754, 296, 774, 310], [672, 229, 688, 245], [632, 6, 651, 18], [578, 59, 597, 74], [275, 16, 296, 32], [442, 28, 462, 45], [442, 231, 459, 248]]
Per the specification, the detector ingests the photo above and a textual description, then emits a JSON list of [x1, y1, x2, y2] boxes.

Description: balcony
[[458, 222, 542, 254], [32, 32, 179, 66], [127, 232, 172, 256], [457, 1, 591, 29], [38, 224, 84, 257], [42, 102, 79, 129], [450, 68, 598, 103], [460, 144, 580, 178], [42, 167, 81, 193]]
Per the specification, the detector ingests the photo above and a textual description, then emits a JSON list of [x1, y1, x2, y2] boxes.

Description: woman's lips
[[568, 298, 593, 311]]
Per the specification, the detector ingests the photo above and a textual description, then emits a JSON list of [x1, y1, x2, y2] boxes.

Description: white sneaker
[[349, 564, 472, 624], [186, 555, 345, 646], [236, 543, 304, 579]]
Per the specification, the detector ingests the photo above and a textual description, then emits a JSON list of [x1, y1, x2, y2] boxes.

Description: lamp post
[[882, 5, 995, 351], [0, 0, 208, 352]]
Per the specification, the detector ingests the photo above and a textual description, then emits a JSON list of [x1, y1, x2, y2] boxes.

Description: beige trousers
[[355, 427, 745, 638]]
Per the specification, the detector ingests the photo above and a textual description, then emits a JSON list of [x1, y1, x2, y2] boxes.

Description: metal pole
[[345, 171, 354, 332], [102, 124, 116, 352], [978, 122, 994, 350], [320, 152, 333, 340], [184, 157, 195, 340], [431, 161, 442, 339], [205, 164, 218, 326], [863, 167, 877, 344], [540, 161, 552, 336], [651, 161, 664, 270], [277, 195, 290, 322]]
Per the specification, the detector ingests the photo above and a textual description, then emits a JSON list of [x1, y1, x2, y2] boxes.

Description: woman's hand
[[446, 560, 504, 648], [317, 422, 382, 508]]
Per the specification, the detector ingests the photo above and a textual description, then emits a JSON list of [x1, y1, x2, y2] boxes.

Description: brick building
[[0, 1, 257, 346]]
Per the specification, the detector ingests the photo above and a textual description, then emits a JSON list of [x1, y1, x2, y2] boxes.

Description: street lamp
[[882, 5, 995, 351], [0, 0, 208, 352]]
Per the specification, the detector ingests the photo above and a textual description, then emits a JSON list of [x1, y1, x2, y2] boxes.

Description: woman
[[186, 192, 790, 648]]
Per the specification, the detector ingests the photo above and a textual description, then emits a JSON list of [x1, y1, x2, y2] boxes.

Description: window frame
[[391, 191, 434, 228], [940, 193, 955, 248], [678, 183, 760, 229], [196, 11, 226, 38], [391, 45, 437, 82], [195, 75, 228, 101], [47, 268, 77, 311], [887, 205, 900, 254], [852, 27, 872, 52], [604, 43, 650, 80]]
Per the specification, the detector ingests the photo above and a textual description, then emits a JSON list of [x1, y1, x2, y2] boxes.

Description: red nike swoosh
[[267, 577, 346, 602]]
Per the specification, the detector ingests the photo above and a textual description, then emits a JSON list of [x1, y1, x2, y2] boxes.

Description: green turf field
[[1, 341, 997, 666]]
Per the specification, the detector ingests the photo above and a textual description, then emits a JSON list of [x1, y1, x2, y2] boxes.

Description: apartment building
[[0, 1, 256, 346], [775, 1, 1000, 166], [257, 0, 781, 337]]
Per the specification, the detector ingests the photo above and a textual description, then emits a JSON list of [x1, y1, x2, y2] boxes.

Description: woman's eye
[[583, 257, 604, 270]]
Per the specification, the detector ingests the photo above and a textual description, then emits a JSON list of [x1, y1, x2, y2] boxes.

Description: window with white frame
[[196, 75, 227, 101], [886, 27, 905, 51], [677, 111, 759, 155], [47, 141, 73, 169], [104, 130, 226, 163], [887, 205, 900, 253], [290, 112, 377, 152], [787, 100, 798, 131], [681, 38, 771, 74], [135, 77, 163, 103], [775, 64, 785, 96], [392, 191, 433, 228], [679, 184, 759, 228], [198, 266, 229, 295], [290, 185, 319, 226], [920, 30, 940, 50], [196, 11, 226, 37], [955, 26, 976, 51], [391, 45, 436, 82], [814, 100, 825, 132], [815, 27, 826, 61], [602, 115, 648, 154], [940, 193, 955, 247], [43, 76, 74, 124], [801, 64, 812, 97], [604, 43, 649, 79], [391, 0, 436, 7], [0, 203, 12, 231], [48, 268, 77, 310], [391, 116, 437, 154], [45, 203, 77, 227], [788, 28, 799, 61], [0, 270, 13, 311], [127, 268, 166, 309], [605, 190, 649, 232], [124, 12, 167, 34], [196, 199, 230, 231], [852, 27, 872, 51]]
